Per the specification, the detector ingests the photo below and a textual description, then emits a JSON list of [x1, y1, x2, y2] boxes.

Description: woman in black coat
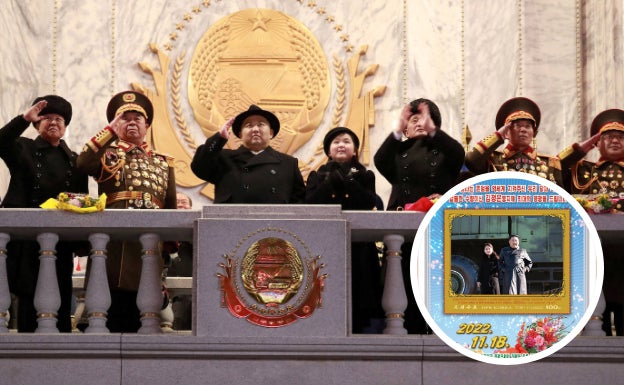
[[306, 127, 384, 333], [477, 243, 501, 295], [0, 95, 88, 332]]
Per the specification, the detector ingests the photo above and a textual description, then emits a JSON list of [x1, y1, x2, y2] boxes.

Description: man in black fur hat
[[0, 95, 88, 332]]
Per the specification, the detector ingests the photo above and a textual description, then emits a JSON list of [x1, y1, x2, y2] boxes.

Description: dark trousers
[[352, 242, 385, 334], [107, 290, 141, 333]]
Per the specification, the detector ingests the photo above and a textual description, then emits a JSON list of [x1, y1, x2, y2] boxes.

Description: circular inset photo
[[411, 171, 603, 365]]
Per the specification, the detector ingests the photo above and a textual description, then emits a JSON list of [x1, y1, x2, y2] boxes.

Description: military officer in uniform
[[465, 97, 564, 186], [0, 95, 88, 332], [557, 109, 624, 335], [191, 104, 305, 204], [77, 91, 176, 332], [559, 109, 624, 205]]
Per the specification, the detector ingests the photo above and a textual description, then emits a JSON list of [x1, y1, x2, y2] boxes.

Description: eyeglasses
[[602, 132, 624, 141], [41, 116, 65, 124]]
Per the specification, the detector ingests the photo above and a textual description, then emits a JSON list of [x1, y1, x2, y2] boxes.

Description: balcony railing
[[0, 207, 623, 384], [0, 206, 621, 335]]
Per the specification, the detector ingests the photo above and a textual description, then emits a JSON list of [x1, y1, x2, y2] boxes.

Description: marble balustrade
[[0, 207, 618, 335]]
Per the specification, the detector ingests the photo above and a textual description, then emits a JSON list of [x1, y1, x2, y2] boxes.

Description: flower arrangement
[[575, 194, 615, 214], [514, 316, 567, 354], [59, 192, 97, 208], [40, 192, 107, 213]]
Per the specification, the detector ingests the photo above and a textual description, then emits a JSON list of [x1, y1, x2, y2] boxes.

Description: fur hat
[[32, 95, 72, 126]]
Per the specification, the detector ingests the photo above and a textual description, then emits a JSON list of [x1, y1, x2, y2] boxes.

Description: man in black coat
[[374, 99, 465, 210], [373, 98, 464, 334], [191, 105, 305, 204], [0, 95, 88, 332]]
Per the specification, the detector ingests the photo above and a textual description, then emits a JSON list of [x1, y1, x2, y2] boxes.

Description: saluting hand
[[219, 117, 235, 140], [23, 100, 47, 123], [109, 113, 125, 136], [578, 133, 601, 153], [497, 121, 512, 139]]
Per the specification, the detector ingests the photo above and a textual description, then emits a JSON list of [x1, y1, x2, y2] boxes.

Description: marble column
[[582, 290, 607, 336], [85, 233, 111, 334], [381, 234, 408, 335], [137, 233, 163, 334], [34, 232, 60, 333]]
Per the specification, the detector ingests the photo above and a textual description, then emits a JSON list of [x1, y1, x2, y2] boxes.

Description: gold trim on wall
[[461, 0, 466, 130], [402, 0, 408, 104], [517, 0, 524, 96], [110, 0, 117, 95], [575, 0, 584, 137], [52, 0, 59, 92]]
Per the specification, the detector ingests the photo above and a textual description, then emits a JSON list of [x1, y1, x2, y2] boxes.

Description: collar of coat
[[595, 157, 624, 168], [34, 135, 74, 158], [115, 140, 150, 154], [502, 144, 536, 159], [232, 145, 282, 164]]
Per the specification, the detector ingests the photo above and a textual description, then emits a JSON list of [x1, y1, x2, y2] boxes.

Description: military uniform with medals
[[560, 109, 624, 336], [559, 109, 624, 211], [465, 97, 564, 187], [77, 92, 176, 332]]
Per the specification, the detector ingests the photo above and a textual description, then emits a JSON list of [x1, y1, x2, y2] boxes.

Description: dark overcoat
[[0, 115, 88, 208], [0, 115, 88, 332], [374, 130, 464, 210], [191, 133, 305, 204], [305, 159, 377, 210]]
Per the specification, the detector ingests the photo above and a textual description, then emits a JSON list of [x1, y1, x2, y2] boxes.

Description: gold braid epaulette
[[475, 132, 503, 154], [86, 127, 115, 152], [547, 156, 561, 170], [557, 145, 576, 161], [152, 151, 175, 166]]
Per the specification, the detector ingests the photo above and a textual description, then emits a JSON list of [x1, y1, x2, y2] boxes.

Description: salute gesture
[[23, 100, 48, 123], [219, 117, 235, 140]]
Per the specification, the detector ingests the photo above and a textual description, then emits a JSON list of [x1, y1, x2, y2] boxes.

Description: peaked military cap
[[495, 97, 541, 134], [106, 91, 154, 125], [590, 109, 624, 136]]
